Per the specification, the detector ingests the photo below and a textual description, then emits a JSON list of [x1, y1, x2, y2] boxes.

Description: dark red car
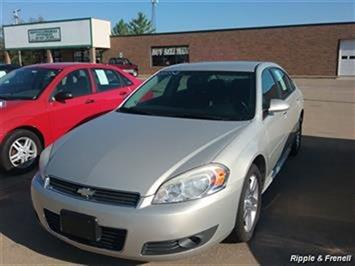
[[0, 63, 141, 172], [108, 58, 139, 77]]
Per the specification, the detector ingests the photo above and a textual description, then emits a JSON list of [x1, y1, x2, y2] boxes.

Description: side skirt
[[261, 130, 296, 193]]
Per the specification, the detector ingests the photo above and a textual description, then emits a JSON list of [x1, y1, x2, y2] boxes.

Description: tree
[[112, 19, 129, 36], [128, 12, 155, 35]]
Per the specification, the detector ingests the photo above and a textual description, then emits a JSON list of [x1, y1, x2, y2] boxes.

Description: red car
[[108, 58, 139, 77], [0, 63, 141, 172]]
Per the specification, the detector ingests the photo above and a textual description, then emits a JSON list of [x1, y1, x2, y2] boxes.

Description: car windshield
[[119, 71, 255, 121], [0, 67, 59, 100]]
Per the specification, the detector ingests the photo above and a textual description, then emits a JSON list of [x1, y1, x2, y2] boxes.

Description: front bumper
[[31, 174, 240, 261]]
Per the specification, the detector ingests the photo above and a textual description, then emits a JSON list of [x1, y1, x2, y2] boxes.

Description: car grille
[[48, 176, 140, 207], [44, 209, 127, 251]]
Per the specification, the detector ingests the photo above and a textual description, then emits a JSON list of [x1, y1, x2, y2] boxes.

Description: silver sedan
[[31, 61, 304, 261]]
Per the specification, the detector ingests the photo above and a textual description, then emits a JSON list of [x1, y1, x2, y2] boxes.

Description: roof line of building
[[111, 21, 355, 38], [2, 17, 96, 28]]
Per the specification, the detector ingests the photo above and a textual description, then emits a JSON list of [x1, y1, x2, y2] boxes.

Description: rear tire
[[0, 129, 43, 173], [228, 164, 262, 242], [290, 118, 302, 156]]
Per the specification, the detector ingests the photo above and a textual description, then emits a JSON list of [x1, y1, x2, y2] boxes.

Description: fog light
[[178, 236, 202, 249]]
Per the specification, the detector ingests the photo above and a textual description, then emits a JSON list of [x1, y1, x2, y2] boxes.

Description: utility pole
[[13, 9, 22, 66], [151, 0, 158, 32]]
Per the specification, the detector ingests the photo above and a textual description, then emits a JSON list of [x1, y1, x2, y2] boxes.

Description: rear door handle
[[85, 99, 95, 104], [119, 91, 128, 96]]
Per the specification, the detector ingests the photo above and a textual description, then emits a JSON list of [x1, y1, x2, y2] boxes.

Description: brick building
[[104, 22, 355, 77], [2, 20, 355, 76]]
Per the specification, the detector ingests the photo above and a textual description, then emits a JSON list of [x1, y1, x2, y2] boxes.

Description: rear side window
[[262, 69, 280, 110], [54, 69, 91, 98], [271, 68, 294, 99], [92, 69, 125, 92]]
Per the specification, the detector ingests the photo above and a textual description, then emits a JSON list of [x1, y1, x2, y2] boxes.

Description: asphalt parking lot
[[0, 78, 354, 265]]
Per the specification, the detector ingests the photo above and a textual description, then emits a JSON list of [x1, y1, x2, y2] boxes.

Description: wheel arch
[[251, 154, 267, 186], [5, 126, 45, 148]]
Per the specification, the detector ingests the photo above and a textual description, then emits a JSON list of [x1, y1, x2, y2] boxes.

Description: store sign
[[152, 46, 189, 56], [28, 27, 61, 43]]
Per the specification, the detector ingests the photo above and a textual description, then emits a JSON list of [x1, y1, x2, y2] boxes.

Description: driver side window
[[262, 69, 281, 110], [53, 69, 92, 98]]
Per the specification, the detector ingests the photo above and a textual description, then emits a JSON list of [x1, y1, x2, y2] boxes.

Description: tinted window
[[120, 71, 255, 121], [262, 69, 280, 110], [0, 67, 58, 100], [116, 59, 124, 65], [271, 68, 293, 99], [282, 71, 296, 92], [54, 69, 91, 98], [109, 58, 116, 64], [120, 74, 133, 86], [92, 69, 125, 92]]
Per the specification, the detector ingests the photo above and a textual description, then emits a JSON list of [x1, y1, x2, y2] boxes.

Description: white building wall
[[3, 18, 110, 50], [91, 19, 111, 49]]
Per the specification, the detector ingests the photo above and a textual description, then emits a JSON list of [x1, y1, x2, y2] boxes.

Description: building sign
[[151, 46, 189, 67], [152, 46, 189, 56], [28, 27, 61, 43]]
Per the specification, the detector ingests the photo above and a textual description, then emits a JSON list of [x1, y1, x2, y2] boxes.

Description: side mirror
[[54, 91, 73, 102], [268, 99, 290, 113]]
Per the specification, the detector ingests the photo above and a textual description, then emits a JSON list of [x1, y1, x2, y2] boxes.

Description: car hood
[[46, 112, 248, 196]]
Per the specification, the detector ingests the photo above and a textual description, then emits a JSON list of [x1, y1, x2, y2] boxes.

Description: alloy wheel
[[243, 175, 259, 232], [8, 137, 38, 168]]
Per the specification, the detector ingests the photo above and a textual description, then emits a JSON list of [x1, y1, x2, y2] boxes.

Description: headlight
[[39, 144, 53, 183], [153, 163, 229, 204]]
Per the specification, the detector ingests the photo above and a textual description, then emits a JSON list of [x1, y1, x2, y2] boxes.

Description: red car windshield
[[0, 67, 59, 100]]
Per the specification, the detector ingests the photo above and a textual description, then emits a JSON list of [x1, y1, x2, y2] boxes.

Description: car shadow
[[247, 135, 355, 265], [0, 135, 354, 265]]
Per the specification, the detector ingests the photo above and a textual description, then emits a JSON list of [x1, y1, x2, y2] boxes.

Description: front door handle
[[85, 99, 95, 104], [119, 91, 128, 96]]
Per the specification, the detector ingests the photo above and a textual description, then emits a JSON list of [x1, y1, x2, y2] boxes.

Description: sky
[[0, 0, 354, 33]]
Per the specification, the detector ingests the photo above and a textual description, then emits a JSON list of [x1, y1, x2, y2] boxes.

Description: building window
[[73, 50, 90, 62], [151, 46, 189, 67], [53, 50, 62, 62]]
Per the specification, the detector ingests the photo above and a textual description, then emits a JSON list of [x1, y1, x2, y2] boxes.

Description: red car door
[[48, 68, 97, 142], [90, 67, 134, 113]]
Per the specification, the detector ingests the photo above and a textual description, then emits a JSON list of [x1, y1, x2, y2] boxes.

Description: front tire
[[0, 129, 43, 173], [228, 164, 262, 242]]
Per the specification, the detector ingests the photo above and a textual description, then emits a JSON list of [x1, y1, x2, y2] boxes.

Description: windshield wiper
[[118, 107, 155, 116], [0, 96, 32, 100], [167, 113, 234, 121]]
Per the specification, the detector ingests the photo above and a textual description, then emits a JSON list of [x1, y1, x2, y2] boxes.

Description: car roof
[[162, 61, 276, 72], [0, 64, 20, 70], [22, 62, 110, 70]]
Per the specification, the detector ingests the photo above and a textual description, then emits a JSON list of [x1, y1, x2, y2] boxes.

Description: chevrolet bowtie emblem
[[77, 187, 95, 198]]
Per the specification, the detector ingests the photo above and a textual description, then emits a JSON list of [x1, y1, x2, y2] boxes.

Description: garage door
[[338, 40, 355, 76]]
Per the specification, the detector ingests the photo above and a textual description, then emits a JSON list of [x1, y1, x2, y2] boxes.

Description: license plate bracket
[[60, 210, 101, 241]]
